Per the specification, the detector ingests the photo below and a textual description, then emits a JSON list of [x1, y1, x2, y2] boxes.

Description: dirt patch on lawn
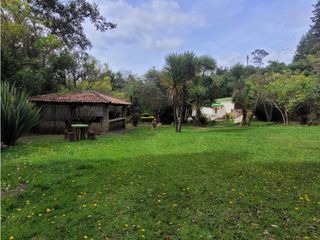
[[1, 182, 28, 198]]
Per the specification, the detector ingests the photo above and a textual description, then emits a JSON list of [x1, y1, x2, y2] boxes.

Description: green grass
[[1, 122, 320, 239]]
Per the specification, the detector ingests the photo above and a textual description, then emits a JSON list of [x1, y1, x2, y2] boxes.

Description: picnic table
[[71, 124, 89, 140]]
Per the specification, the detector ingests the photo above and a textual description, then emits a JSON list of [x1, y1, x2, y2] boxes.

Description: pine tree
[[294, 0, 320, 61], [311, 0, 320, 38]]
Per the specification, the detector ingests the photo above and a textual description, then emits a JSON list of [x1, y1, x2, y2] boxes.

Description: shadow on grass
[[2, 150, 320, 239]]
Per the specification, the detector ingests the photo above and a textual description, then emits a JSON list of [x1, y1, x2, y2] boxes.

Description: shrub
[[1, 82, 40, 146], [199, 114, 208, 126], [131, 113, 140, 127], [207, 120, 216, 127], [140, 113, 155, 122]]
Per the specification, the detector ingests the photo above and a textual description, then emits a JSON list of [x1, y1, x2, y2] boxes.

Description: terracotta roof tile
[[29, 91, 131, 105]]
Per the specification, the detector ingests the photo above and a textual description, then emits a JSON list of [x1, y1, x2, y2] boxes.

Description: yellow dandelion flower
[[38, 213, 42, 216], [93, 203, 97, 207], [231, 188, 236, 191], [51, 221, 55, 224], [17, 208, 21, 211], [9, 236, 14, 240], [83, 236, 88, 239], [46, 208, 51, 213], [141, 229, 145, 232], [82, 204, 87, 207], [124, 224, 129, 228]]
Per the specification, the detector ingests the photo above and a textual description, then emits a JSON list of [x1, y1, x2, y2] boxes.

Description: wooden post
[[101, 104, 109, 133], [53, 104, 56, 134], [122, 106, 127, 128]]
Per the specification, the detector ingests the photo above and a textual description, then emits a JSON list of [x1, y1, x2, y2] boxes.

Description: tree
[[188, 78, 208, 126], [28, 0, 116, 50], [294, 1, 320, 62], [1, 82, 40, 146], [294, 30, 315, 62], [1, 0, 116, 95], [162, 52, 197, 132], [213, 69, 237, 98], [311, 0, 320, 39], [144, 67, 163, 89], [63, 52, 101, 89], [231, 64, 256, 126], [197, 55, 217, 76], [265, 73, 318, 125], [251, 49, 269, 67]]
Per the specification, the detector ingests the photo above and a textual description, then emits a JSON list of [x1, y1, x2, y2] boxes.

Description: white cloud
[[84, 0, 314, 74], [86, 0, 203, 50]]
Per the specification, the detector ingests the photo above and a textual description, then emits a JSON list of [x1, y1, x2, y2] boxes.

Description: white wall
[[192, 98, 234, 120]]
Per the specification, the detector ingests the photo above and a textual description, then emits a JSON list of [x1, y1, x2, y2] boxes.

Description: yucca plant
[[162, 52, 197, 132], [1, 81, 40, 146], [188, 79, 208, 126]]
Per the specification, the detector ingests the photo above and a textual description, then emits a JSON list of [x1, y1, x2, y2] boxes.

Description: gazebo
[[29, 91, 131, 134]]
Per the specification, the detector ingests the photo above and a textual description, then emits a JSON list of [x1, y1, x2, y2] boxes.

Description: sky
[[84, 0, 315, 75]]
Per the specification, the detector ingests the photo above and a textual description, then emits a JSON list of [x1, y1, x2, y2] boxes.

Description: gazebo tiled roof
[[29, 91, 131, 105]]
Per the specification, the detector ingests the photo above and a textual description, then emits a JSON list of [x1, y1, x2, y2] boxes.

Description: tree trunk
[[271, 101, 286, 125], [184, 107, 189, 123], [247, 111, 254, 126], [240, 107, 247, 126], [194, 108, 201, 126], [173, 106, 177, 128], [178, 104, 184, 132], [173, 106, 179, 132], [263, 102, 272, 122], [284, 110, 289, 125]]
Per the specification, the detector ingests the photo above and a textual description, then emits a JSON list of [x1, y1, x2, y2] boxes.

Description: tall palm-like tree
[[197, 55, 217, 76], [231, 64, 249, 126], [188, 78, 208, 126], [162, 53, 186, 131], [162, 52, 197, 132]]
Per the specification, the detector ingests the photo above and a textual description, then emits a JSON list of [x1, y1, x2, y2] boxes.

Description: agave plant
[[1, 82, 40, 146]]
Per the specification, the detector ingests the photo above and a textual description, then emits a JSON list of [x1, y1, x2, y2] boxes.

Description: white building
[[192, 97, 235, 121]]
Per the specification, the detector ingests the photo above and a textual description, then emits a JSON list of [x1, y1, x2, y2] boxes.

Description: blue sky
[[84, 0, 315, 75]]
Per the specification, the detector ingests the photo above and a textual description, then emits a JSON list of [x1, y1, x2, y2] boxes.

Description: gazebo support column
[[101, 104, 109, 133], [122, 106, 127, 128]]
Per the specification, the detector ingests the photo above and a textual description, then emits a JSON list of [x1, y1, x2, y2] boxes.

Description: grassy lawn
[[1, 122, 320, 239]]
